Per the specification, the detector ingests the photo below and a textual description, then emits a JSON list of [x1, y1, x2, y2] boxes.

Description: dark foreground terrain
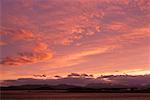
[[1, 90, 150, 100]]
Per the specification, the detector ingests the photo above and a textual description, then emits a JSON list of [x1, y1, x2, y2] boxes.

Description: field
[[1, 90, 150, 100]]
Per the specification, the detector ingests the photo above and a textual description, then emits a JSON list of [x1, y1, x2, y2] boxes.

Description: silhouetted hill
[[1, 74, 150, 92], [0, 84, 83, 90], [1, 84, 150, 93]]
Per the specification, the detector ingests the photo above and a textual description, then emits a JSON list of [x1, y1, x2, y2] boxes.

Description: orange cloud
[[0, 41, 7, 46], [0, 52, 53, 66], [11, 30, 35, 41], [48, 45, 116, 68], [118, 69, 150, 75], [1, 0, 150, 79], [104, 23, 150, 45], [0, 31, 7, 35], [1, 0, 104, 47], [117, 25, 150, 42], [33, 43, 48, 52], [106, 22, 128, 32]]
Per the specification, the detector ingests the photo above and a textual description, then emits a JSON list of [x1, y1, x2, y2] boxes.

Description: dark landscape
[[1, 90, 150, 100], [1, 84, 150, 93]]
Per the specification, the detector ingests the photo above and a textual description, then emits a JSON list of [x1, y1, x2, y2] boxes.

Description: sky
[[0, 0, 150, 80]]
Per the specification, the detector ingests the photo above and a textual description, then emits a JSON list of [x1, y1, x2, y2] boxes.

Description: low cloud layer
[[1, 73, 150, 88]]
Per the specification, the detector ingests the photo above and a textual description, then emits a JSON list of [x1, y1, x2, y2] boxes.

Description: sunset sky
[[0, 0, 150, 80]]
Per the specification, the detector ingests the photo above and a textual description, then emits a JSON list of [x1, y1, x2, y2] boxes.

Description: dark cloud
[[67, 73, 95, 78], [54, 75, 62, 79], [33, 74, 46, 78], [67, 73, 80, 77], [1, 74, 150, 88]]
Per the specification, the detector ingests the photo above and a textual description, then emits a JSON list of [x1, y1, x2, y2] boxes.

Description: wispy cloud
[[47, 45, 116, 68]]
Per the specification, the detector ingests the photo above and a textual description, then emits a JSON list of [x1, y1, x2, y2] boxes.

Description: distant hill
[[1, 74, 150, 92], [1, 84, 150, 93]]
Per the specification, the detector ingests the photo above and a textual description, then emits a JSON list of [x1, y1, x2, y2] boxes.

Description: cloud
[[103, 24, 150, 45], [49, 45, 116, 68], [33, 74, 46, 78], [125, 26, 150, 39], [11, 30, 35, 41], [0, 41, 7, 46], [0, 0, 150, 79], [116, 25, 150, 43], [67, 73, 80, 77], [67, 73, 93, 78], [0, 52, 53, 66], [106, 22, 128, 32], [0, 28, 53, 66], [1, 74, 150, 87], [0, 0, 104, 67], [54, 75, 62, 79], [1, 0, 104, 45], [119, 69, 150, 75], [1, 28, 36, 41], [33, 43, 49, 52]]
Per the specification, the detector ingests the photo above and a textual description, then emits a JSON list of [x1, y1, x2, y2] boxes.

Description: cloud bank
[[1, 73, 150, 88]]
